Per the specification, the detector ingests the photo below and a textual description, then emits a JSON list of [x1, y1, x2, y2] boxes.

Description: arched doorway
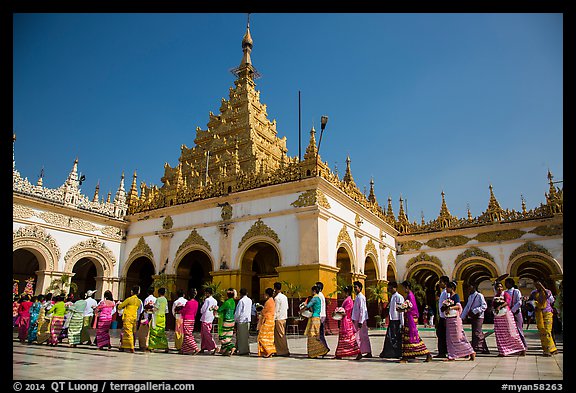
[[13, 249, 40, 295], [387, 264, 397, 283], [124, 256, 155, 300], [240, 242, 280, 303], [407, 266, 441, 320], [364, 256, 380, 325], [514, 259, 558, 296], [176, 250, 213, 296], [336, 246, 353, 300], [71, 258, 98, 299]]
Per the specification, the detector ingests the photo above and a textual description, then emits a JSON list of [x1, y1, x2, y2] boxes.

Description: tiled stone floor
[[13, 326, 562, 380]]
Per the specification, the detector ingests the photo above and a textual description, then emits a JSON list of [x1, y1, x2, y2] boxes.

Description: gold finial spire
[[521, 194, 527, 215], [368, 177, 376, 204], [93, 181, 100, 202], [386, 196, 395, 223], [240, 13, 254, 67], [467, 203, 473, 222], [343, 155, 355, 184]]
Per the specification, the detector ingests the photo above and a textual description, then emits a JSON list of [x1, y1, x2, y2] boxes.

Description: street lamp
[[317, 115, 328, 156]]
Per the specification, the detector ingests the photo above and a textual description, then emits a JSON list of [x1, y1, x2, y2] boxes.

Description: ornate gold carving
[[13, 224, 61, 263], [128, 236, 155, 262], [398, 240, 423, 253], [355, 214, 364, 227], [474, 229, 525, 243], [425, 235, 470, 249], [37, 211, 99, 232], [238, 219, 280, 248], [13, 204, 35, 219], [64, 237, 116, 272], [337, 225, 353, 248], [13, 164, 126, 219], [162, 216, 174, 230], [529, 224, 563, 236], [365, 239, 378, 259], [290, 189, 331, 209], [177, 229, 212, 256], [406, 252, 443, 269], [100, 226, 124, 239], [220, 203, 233, 221], [387, 252, 396, 266], [509, 241, 553, 261], [454, 247, 496, 266]]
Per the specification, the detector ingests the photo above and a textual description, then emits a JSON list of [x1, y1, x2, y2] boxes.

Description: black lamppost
[[317, 115, 328, 159]]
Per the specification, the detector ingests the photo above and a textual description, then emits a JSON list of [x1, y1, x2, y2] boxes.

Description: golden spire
[[367, 177, 376, 204], [467, 203, 473, 222], [545, 170, 563, 214], [343, 155, 355, 185], [521, 194, 527, 215], [438, 190, 452, 218], [128, 170, 139, 207], [92, 181, 100, 202], [386, 196, 395, 223], [482, 184, 504, 222], [304, 126, 318, 160], [106, 191, 111, 203], [398, 195, 408, 221]]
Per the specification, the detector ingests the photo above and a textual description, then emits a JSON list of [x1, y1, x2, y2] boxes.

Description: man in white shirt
[[505, 277, 527, 349], [315, 281, 330, 351], [81, 290, 98, 345], [461, 283, 489, 354], [435, 275, 450, 358], [234, 287, 252, 355], [199, 287, 218, 354], [379, 281, 404, 359], [352, 280, 372, 359], [172, 289, 188, 351], [273, 282, 290, 357], [138, 287, 156, 351]]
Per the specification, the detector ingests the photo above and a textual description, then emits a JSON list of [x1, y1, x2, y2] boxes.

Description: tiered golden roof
[[126, 19, 563, 236]]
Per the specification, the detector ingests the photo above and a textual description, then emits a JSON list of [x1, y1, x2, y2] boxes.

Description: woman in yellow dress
[[117, 285, 142, 353], [257, 288, 277, 358]]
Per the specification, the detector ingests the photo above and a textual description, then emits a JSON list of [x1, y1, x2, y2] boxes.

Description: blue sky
[[13, 13, 563, 222]]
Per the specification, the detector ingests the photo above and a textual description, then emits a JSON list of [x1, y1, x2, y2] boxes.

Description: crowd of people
[[13, 277, 561, 362]]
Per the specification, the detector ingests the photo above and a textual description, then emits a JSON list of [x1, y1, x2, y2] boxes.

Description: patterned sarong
[[200, 322, 216, 351], [494, 310, 525, 356], [149, 313, 168, 350], [257, 317, 276, 357], [401, 316, 430, 358], [536, 309, 557, 354], [27, 306, 41, 343], [67, 312, 84, 345], [120, 318, 137, 350], [335, 316, 361, 358], [304, 317, 329, 358], [96, 316, 112, 348], [181, 319, 199, 354], [445, 315, 474, 359], [49, 316, 65, 345], [219, 319, 236, 353]]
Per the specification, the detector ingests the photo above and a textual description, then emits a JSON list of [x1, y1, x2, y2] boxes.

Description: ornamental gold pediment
[[291, 189, 331, 209], [406, 252, 442, 269], [474, 229, 525, 243], [238, 219, 280, 248], [454, 247, 496, 266], [425, 235, 470, 249], [529, 224, 563, 236]]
